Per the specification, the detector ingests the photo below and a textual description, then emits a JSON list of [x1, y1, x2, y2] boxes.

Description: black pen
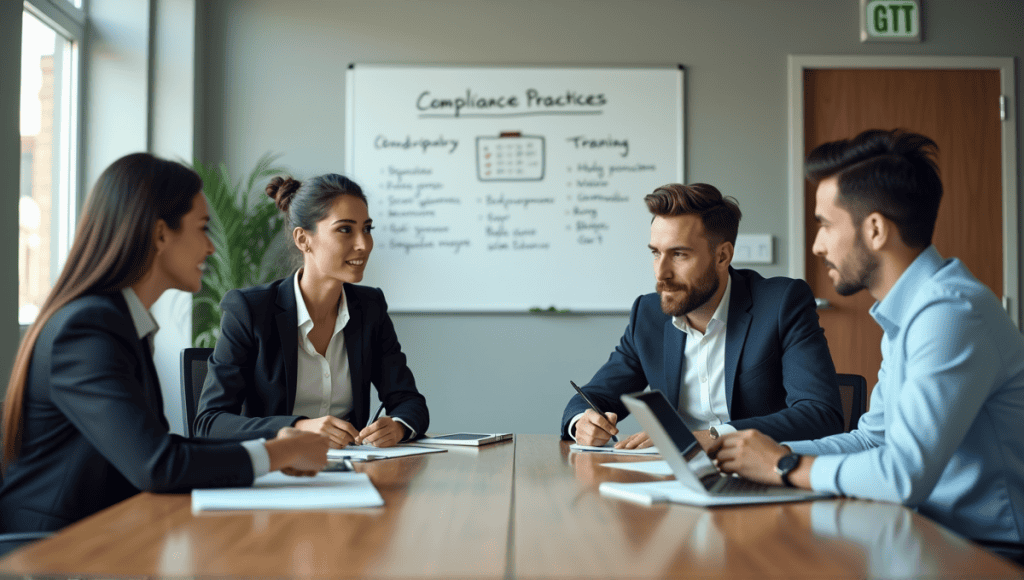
[[570, 380, 618, 443]]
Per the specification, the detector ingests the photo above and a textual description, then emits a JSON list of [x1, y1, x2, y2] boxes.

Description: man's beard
[[657, 263, 720, 317], [828, 234, 879, 297]]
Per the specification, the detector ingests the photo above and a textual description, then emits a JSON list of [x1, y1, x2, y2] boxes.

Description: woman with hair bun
[[195, 173, 428, 448], [0, 153, 329, 538]]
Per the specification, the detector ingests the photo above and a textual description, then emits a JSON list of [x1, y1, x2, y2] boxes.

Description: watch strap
[[776, 453, 801, 488]]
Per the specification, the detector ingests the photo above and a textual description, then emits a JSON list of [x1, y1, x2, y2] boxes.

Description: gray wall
[[197, 0, 1024, 435], [0, 0, 23, 397]]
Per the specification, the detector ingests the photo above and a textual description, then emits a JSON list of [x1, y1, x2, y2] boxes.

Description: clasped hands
[[264, 413, 408, 478], [294, 414, 407, 449], [574, 409, 794, 485]]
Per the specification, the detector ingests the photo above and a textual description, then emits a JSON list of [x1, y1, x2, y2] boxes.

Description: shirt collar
[[672, 273, 732, 334], [870, 244, 944, 334], [293, 270, 350, 336], [120, 287, 159, 341]]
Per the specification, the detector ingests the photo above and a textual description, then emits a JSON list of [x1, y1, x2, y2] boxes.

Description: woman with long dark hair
[[0, 153, 328, 534], [195, 174, 428, 448]]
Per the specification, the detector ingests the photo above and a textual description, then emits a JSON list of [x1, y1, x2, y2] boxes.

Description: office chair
[[180, 347, 214, 438], [836, 373, 867, 432]]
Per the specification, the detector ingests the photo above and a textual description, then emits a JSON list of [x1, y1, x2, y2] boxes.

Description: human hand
[[265, 427, 330, 474], [294, 415, 360, 449], [614, 431, 653, 449], [357, 416, 407, 447], [574, 409, 619, 446], [710, 429, 789, 486], [692, 429, 715, 450]]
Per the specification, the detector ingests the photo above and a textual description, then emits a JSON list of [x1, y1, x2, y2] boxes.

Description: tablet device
[[416, 433, 514, 446]]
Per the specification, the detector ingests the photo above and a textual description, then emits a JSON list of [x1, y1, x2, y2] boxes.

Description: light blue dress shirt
[[786, 246, 1024, 542]]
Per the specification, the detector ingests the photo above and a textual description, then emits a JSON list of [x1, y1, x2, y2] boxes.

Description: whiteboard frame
[[345, 63, 686, 313]]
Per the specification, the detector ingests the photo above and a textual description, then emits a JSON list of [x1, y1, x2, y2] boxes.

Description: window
[[19, 1, 83, 325]]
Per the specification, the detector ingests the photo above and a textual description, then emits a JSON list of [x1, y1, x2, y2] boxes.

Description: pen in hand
[[371, 403, 385, 423], [570, 380, 618, 443]]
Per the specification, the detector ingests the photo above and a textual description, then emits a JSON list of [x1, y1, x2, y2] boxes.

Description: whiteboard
[[345, 65, 684, 311]]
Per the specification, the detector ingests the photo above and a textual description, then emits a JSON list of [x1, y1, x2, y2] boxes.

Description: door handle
[[815, 298, 831, 310]]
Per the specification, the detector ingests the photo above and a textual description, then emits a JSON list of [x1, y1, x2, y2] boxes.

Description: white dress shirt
[[672, 275, 734, 435], [570, 277, 736, 441], [292, 272, 354, 420], [120, 288, 269, 478]]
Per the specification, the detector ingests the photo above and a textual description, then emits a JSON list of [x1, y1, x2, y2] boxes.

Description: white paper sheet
[[602, 460, 674, 476], [192, 471, 384, 512], [327, 444, 447, 461], [569, 443, 660, 455], [599, 480, 834, 507]]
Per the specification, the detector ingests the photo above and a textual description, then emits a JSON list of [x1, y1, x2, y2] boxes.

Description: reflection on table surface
[[1, 435, 1019, 579]]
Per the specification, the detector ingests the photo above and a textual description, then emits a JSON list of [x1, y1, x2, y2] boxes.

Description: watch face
[[776, 454, 800, 473]]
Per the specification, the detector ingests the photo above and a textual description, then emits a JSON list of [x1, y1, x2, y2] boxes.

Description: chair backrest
[[836, 373, 868, 432], [180, 347, 214, 438]]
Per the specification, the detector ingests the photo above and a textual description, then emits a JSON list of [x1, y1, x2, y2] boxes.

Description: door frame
[[787, 55, 1019, 327]]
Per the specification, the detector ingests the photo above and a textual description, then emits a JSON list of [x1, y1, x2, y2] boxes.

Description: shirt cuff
[[807, 453, 845, 495], [393, 417, 416, 441], [241, 438, 270, 479], [781, 440, 817, 455], [711, 423, 737, 437], [568, 412, 587, 442]]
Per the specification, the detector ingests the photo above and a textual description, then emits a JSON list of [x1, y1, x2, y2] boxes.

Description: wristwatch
[[775, 453, 802, 488], [709, 426, 721, 440]]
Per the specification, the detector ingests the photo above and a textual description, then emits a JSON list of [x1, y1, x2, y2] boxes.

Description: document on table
[[602, 460, 673, 476], [569, 443, 660, 455], [192, 471, 384, 512], [327, 444, 447, 461]]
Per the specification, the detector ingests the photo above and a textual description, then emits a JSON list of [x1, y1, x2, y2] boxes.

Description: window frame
[[19, 0, 86, 329]]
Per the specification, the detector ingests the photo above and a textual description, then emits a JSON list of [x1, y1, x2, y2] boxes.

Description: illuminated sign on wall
[[861, 0, 921, 42]]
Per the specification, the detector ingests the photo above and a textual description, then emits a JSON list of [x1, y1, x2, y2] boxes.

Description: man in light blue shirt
[[711, 129, 1024, 550]]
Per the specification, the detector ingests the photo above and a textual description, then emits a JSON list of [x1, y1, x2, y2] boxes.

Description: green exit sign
[[861, 0, 921, 42]]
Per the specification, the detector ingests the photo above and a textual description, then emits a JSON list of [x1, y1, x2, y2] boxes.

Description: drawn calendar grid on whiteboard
[[476, 133, 545, 181], [345, 65, 685, 311]]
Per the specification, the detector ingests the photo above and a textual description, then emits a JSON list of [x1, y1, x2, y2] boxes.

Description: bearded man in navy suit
[[562, 183, 843, 449]]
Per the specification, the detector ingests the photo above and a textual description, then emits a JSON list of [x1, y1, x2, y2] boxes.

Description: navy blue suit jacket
[[561, 268, 843, 441], [195, 276, 429, 440], [0, 293, 253, 534]]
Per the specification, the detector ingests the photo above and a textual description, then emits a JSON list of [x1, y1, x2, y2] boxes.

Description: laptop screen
[[630, 390, 720, 481]]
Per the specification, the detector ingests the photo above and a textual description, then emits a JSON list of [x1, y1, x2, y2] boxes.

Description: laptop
[[598, 390, 833, 506]]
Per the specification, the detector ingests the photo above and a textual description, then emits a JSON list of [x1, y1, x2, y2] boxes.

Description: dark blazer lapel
[[724, 269, 753, 411], [113, 292, 168, 429], [663, 319, 684, 410], [275, 274, 300, 414], [342, 284, 367, 427]]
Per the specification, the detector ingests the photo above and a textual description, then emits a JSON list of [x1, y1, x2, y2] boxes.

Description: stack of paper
[[569, 443, 660, 455], [192, 471, 384, 512], [327, 444, 446, 461], [602, 460, 673, 476]]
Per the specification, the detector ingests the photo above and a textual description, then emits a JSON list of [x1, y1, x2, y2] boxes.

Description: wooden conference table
[[1, 435, 1020, 579]]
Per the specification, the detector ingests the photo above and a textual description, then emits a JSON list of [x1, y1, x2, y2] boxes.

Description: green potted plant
[[191, 153, 293, 347]]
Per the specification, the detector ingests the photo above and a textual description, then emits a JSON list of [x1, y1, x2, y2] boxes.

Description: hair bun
[[266, 176, 301, 213]]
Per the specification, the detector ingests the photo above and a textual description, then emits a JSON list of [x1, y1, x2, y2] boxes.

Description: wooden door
[[804, 69, 1003, 397]]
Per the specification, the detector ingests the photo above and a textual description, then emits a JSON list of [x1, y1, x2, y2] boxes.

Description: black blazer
[[0, 293, 253, 534], [195, 276, 429, 440], [561, 268, 844, 441]]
